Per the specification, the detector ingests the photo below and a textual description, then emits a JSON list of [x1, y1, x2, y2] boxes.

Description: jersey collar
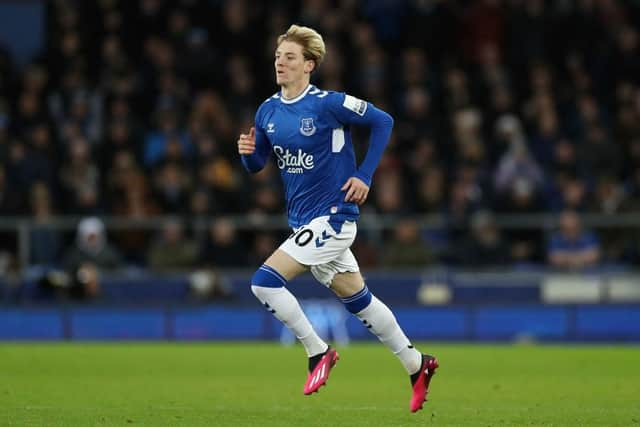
[[279, 84, 312, 104]]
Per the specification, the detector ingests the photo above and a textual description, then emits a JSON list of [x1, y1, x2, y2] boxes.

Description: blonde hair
[[277, 24, 326, 70]]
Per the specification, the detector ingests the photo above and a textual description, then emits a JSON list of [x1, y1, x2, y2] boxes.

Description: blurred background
[[0, 0, 639, 342]]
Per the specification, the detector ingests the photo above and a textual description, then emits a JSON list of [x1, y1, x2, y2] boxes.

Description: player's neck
[[281, 81, 310, 100]]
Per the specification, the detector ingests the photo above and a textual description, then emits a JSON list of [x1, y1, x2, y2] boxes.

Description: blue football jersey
[[243, 84, 393, 228]]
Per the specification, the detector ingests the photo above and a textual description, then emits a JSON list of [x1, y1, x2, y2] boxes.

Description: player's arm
[[239, 126, 271, 173], [327, 93, 394, 204]]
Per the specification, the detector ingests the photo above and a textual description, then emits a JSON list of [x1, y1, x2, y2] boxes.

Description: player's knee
[[340, 285, 373, 314], [251, 264, 288, 292]]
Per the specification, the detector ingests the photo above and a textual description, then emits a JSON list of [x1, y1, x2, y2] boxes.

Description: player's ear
[[304, 59, 315, 74]]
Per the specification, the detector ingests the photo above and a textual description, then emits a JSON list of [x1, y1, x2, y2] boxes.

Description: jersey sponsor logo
[[342, 94, 367, 116], [274, 145, 314, 174], [299, 117, 316, 136], [267, 123, 275, 133]]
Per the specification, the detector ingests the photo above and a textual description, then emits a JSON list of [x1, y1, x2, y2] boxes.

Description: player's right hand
[[237, 127, 256, 155]]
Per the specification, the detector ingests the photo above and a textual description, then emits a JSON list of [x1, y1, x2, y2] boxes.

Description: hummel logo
[[264, 302, 276, 313], [267, 123, 275, 133], [315, 230, 331, 248]]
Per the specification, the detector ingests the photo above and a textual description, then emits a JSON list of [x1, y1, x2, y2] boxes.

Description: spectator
[[415, 167, 446, 214], [62, 217, 123, 299], [107, 152, 160, 263], [147, 218, 198, 272], [589, 176, 638, 262], [199, 157, 246, 213], [153, 161, 191, 214], [456, 210, 510, 267], [547, 210, 601, 270], [372, 169, 407, 216], [199, 218, 248, 268], [580, 123, 624, 179], [59, 137, 100, 214], [144, 108, 192, 168], [99, 119, 139, 173], [189, 188, 213, 238], [529, 109, 561, 171], [381, 218, 434, 268], [493, 115, 544, 193], [28, 182, 62, 267], [495, 179, 545, 264]]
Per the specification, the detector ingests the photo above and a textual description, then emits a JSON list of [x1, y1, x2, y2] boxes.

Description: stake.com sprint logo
[[273, 145, 314, 174]]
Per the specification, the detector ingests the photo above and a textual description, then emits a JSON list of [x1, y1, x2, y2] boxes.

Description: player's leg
[[251, 247, 337, 395], [329, 268, 424, 375], [251, 249, 328, 358], [318, 252, 438, 412]]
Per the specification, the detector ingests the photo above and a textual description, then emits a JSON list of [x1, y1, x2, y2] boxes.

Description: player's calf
[[335, 278, 438, 411], [251, 264, 328, 358]]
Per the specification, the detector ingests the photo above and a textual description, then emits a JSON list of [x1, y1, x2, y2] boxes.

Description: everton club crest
[[299, 117, 316, 136]]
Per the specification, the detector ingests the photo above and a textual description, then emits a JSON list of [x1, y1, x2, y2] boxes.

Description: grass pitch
[[1, 342, 639, 426]]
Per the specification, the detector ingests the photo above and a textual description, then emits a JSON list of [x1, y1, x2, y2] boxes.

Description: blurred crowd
[[2, 0, 640, 275]]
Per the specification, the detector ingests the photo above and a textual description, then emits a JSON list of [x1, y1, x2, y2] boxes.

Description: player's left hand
[[341, 177, 369, 205]]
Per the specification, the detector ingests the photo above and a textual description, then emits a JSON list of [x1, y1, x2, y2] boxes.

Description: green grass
[[1, 343, 639, 426]]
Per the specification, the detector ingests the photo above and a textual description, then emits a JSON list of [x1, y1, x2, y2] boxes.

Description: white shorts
[[279, 216, 360, 287]]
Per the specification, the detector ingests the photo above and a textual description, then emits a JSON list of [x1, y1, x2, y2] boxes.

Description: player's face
[[275, 40, 314, 87]]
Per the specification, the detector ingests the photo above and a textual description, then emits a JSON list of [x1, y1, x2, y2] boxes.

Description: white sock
[[355, 295, 422, 374], [251, 285, 328, 357]]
